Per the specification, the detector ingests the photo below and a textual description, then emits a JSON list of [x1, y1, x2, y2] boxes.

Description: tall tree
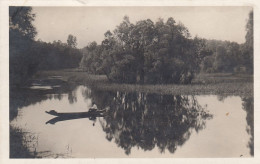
[[9, 7, 38, 86], [80, 16, 220, 84], [9, 7, 37, 40], [245, 11, 253, 50], [242, 11, 253, 73], [67, 34, 77, 48]]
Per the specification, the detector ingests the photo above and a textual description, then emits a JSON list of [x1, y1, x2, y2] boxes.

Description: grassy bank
[[10, 126, 69, 158], [10, 126, 39, 158], [34, 69, 253, 96]]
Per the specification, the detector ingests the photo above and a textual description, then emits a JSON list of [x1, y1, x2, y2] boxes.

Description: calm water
[[10, 84, 253, 158]]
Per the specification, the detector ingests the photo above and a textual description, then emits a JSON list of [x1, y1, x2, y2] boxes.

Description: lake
[[10, 83, 253, 158]]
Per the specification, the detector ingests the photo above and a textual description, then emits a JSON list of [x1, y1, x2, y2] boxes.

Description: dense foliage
[[33, 39, 82, 70], [201, 11, 253, 74], [243, 11, 254, 73], [81, 13, 253, 84], [200, 40, 243, 73], [10, 8, 253, 86], [80, 17, 209, 84], [9, 7, 37, 86], [9, 7, 82, 87]]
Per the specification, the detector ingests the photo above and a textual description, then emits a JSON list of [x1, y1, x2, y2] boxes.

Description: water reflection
[[83, 88, 213, 155], [10, 83, 77, 121], [213, 95, 254, 157], [9, 83, 78, 158], [242, 97, 254, 156], [10, 84, 253, 158], [45, 109, 106, 125]]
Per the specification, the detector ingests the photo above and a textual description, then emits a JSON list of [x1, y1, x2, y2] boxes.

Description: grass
[[10, 126, 69, 158], [10, 126, 39, 158], [33, 69, 253, 96], [193, 73, 253, 84]]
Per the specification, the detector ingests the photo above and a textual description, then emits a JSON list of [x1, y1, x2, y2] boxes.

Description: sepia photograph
[[7, 5, 254, 158]]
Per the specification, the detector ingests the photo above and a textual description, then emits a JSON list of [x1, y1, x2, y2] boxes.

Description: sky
[[32, 6, 252, 48]]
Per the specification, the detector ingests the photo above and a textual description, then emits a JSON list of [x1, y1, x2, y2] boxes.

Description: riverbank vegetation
[[9, 7, 253, 88], [9, 7, 253, 96], [9, 7, 82, 87], [34, 69, 253, 96], [80, 17, 207, 84], [79, 12, 253, 84], [10, 126, 39, 158], [8, 7, 254, 158]]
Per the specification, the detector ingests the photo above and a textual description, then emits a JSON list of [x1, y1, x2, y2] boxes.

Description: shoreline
[[33, 69, 253, 96]]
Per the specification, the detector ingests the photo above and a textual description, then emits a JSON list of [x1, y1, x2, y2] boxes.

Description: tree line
[[9, 7, 253, 86], [9, 7, 82, 87], [32, 39, 82, 70], [80, 16, 210, 84], [201, 38, 253, 74], [80, 12, 253, 84]]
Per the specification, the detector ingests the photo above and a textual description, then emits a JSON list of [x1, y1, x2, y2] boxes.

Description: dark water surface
[[10, 84, 253, 158]]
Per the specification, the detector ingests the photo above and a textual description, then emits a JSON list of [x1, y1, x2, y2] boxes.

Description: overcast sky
[[32, 6, 252, 48]]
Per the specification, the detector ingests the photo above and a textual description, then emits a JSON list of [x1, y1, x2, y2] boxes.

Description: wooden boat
[[45, 109, 105, 117], [45, 109, 106, 124]]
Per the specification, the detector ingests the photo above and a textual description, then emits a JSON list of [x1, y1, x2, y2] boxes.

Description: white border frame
[[1, 0, 259, 164]]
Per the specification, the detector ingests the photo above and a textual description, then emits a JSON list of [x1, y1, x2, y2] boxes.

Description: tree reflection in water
[[214, 95, 254, 157], [10, 83, 78, 158], [85, 88, 213, 155], [242, 97, 254, 156], [10, 83, 77, 121]]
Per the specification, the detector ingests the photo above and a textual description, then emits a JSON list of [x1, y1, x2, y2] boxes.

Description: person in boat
[[88, 101, 107, 126], [89, 102, 98, 112], [88, 102, 98, 126]]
